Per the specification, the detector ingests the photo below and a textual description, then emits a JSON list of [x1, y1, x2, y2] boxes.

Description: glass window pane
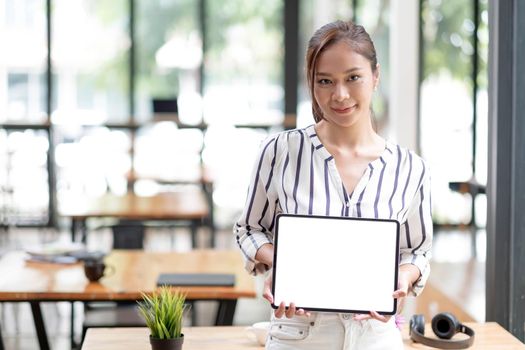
[[204, 0, 284, 126], [202, 126, 269, 227], [135, 0, 200, 124], [134, 123, 203, 183], [0, 129, 49, 225], [52, 0, 129, 124], [475, 0, 488, 186], [0, 0, 47, 123], [473, 0, 488, 228], [55, 126, 132, 199], [420, 0, 475, 225]]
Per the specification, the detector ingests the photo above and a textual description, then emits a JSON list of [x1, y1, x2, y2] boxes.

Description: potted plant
[[138, 286, 187, 350]]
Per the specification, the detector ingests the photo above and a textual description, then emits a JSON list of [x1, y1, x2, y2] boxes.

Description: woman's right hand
[[262, 273, 311, 318]]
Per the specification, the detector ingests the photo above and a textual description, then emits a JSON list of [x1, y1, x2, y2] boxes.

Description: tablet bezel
[[271, 214, 400, 315]]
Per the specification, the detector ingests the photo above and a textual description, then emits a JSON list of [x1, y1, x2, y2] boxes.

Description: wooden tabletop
[[0, 250, 255, 301], [81, 323, 525, 350], [58, 192, 209, 220]]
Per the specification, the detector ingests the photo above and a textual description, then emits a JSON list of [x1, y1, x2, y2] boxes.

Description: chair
[[111, 221, 145, 249]]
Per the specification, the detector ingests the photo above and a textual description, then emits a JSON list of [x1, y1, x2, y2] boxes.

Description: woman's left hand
[[353, 265, 418, 323]]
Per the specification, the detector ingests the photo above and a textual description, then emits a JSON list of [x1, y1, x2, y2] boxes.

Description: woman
[[234, 20, 432, 349]]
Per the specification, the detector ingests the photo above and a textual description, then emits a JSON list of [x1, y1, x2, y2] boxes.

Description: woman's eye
[[317, 79, 332, 85], [349, 75, 360, 81]]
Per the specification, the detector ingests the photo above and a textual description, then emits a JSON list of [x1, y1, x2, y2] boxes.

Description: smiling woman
[[312, 41, 379, 130], [234, 20, 432, 350], [306, 22, 379, 125]]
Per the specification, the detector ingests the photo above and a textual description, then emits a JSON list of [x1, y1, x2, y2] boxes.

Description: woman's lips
[[331, 105, 356, 114]]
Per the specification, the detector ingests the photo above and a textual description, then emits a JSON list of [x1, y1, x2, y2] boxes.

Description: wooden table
[[81, 323, 525, 350], [402, 322, 524, 349], [0, 250, 255, 350], [59, 191, 212, 246]]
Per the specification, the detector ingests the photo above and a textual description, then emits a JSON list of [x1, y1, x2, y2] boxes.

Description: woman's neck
[[315, 118, 383, 154]]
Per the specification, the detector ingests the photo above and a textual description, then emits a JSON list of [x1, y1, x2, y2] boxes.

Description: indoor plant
[[138, 286, 187, 350]]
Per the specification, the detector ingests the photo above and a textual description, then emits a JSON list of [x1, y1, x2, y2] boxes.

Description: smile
[[331, 105, 356, 114]]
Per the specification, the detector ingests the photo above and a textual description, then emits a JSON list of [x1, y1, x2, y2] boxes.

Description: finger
[[286, 303, 296, 318], [262, 284, 273, 303], [263, 289, 274, 303], [353, 313, 372, 321], [296, 308, 310, 317], [370, 310, 390, 323], [263, 278, 274, 303], [392, 289, 407, 299], [274, 302, 286, 318]]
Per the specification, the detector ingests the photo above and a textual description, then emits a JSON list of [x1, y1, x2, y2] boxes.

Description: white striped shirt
[[234, 124, 432, 296]]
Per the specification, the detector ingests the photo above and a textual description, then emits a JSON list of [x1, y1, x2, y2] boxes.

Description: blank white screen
[[273, 215, 399, 314]]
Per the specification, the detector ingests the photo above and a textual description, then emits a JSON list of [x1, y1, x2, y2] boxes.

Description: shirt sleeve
[[233, 136, 281, 275], [399, 167, 432, 296]]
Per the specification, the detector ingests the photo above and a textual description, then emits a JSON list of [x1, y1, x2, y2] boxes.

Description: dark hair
[[306, 20, 378, 122]]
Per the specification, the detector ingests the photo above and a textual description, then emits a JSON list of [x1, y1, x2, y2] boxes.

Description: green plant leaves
[[137, 286, 187, 339]]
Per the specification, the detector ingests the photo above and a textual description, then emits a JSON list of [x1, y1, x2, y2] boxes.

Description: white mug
[[246, 321, 270, 346]]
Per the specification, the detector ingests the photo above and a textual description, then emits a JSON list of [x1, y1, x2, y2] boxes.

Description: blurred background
[[0, 0, 488, 231], [0, 0, 493, 348]]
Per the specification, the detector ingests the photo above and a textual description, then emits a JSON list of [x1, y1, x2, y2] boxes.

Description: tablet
[[157, 273, 235, 287], [272, 214, 400, 315]]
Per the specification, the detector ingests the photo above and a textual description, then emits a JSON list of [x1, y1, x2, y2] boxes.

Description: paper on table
[[25, 241, 85, 257], [24, 241, 86, 264]]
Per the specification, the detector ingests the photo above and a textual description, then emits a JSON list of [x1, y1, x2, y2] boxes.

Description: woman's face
[[313, 41, 379, 128]]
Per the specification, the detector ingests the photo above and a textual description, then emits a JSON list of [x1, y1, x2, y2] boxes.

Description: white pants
[[266, 312, 403, 350]]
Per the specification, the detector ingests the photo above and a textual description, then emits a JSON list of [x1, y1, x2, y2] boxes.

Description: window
[[0, 0, 47, 122], [52, 0, 131, 204], [0, 129, 49, 225], [200, 0, 284, 225], [55, 127, 132, 198], [204, 0, 284, 126], [135, 0, 200, 124], [52, 0, 129, 124], [419, 0, 487, 226]]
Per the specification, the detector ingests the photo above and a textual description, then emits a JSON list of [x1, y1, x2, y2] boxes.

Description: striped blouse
[[234, 124, 432, 296]]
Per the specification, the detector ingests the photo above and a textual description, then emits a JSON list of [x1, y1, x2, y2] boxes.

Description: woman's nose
[[333, 84, 350, 102]]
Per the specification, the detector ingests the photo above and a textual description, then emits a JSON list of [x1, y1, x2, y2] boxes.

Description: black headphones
[[409, 312, 475, 349]]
